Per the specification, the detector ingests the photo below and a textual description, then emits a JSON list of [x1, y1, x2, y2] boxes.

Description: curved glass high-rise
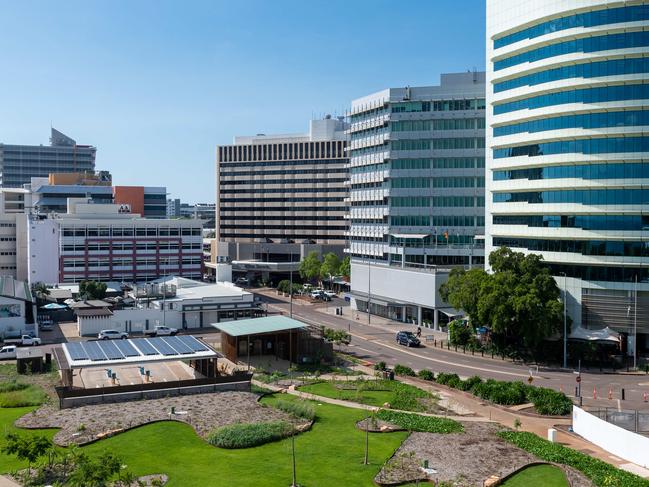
[[486, 1, 649, 351]]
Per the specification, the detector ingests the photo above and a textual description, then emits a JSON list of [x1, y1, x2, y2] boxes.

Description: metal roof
[[212, 316, 306, 337], [61, 335, 217, 369]]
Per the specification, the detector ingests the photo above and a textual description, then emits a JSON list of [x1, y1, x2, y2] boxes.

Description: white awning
[[569, 326, 620, 343], [390, 233, 429, 239]]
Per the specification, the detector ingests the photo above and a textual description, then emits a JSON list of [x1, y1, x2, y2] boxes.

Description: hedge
[[208, 421, 294, 448], [416, 369, 435, 381], [498, 431, 649, 487], [433, 374, 572, 416], [274, 400, 315, 420], [393, 364, 416, 377], [376, 410, 463, 434]]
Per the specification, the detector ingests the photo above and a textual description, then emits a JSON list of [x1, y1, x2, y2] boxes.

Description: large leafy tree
[[320, 253, 341, 282], [339, 256, 351, 279], [299, 251, 322, 284], [79, 280, 108, 300], [439, 247, 563, 353]]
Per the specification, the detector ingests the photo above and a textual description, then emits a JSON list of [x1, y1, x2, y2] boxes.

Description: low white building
[[75, 276, 261, 336], [0, 276, 38, 338]]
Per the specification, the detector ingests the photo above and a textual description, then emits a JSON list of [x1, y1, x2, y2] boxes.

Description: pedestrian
[[416, 326, 422, 338]]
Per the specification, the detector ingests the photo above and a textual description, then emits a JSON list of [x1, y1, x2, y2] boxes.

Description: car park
[[98, 329, 129, 340], [396, 331, 420, 347]]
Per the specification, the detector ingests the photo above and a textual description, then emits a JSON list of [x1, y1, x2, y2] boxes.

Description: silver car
[[98, 329, 129, 340]]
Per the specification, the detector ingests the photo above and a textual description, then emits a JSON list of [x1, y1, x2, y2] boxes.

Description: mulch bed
[[375, 422, 593, 486], [16, 391, 306, 446]]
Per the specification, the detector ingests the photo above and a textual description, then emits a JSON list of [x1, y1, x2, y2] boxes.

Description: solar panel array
[[64, 336, 211, 363]]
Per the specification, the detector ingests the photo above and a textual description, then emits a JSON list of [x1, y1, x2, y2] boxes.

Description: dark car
[[396, 331, 420, 347]]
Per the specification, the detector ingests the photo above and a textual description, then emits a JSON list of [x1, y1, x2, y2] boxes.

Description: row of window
[[494, 5, 649, 49], [391, 99, 486, 113], [219, 158, 347, 169], [219, 233, 346, 240], [218, 140, 347, 163], [493, 162, 649, 181], [493, 136, 649, 159], [219, 225, 348, 231], [391, 118, 485, 132], [220, 168, 347, 177], [221, 206, 346, 213], [493, 215, 649, 231], [350, 162, 389, 174], [494, 31, 649, 71], [392, 178, 430, 189], [220, 215, 344, 221], [220, 187, 347, 194], [62, 242, 202, 252], [493, 110, 649, 137], [493, 237, 649, 257], [63, 258, 202, 268], [391, 196, 430, 207], [494, 83, 649, 115], [494, 57, 649, 93], [433, 196, 485, 207], [391, 138, 485, 151], [350, 106, 389, 123], [432, 177, 485, 188], [219, 197, 344, 203], [390, 157, 485, 170], [61, 227, 202, 237], [221, 177, 348, 186], [493, 189, 649, 205], [546, 263, 649, 283], [390, 215, 483, 227]]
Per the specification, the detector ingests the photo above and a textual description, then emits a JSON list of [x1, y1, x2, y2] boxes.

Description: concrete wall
[[77, 309, 183, 336], [351, 261, 448, 308], [573, 406, 649, 468], [27, 218, 59, 285]]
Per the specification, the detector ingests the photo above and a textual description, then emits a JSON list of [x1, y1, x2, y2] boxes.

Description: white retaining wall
[[572, 406, 649, 468]]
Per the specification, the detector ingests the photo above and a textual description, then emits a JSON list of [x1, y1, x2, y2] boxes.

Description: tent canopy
[[569, 326, 621, 343]]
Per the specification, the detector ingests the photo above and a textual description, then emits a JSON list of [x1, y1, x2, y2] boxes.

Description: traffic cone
[[608, 387, 613, 400], [643, 391, 647, 403], [593, 386, 597, 399]]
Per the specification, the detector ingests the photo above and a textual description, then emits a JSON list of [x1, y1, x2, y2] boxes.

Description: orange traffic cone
[[608, 387, 613, 400], [593, 386, 597, 399]]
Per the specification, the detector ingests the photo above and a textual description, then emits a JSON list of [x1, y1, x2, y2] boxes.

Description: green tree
[[78, 280, 108, 300], [323, 327, 351, 350], [320, 252, 341, 283], [299, 251, 322, 284], [67, 450, 122, 487], [339, 256, 351, 279], [31, 282, 50, 299], [2, 433, 52, 471], [439, 267, 489, 322]]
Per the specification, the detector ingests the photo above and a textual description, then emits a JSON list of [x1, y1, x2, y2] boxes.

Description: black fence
[[589, 407, 649, 434]]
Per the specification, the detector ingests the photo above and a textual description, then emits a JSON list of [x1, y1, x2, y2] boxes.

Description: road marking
[[288, 309, 529, 379]]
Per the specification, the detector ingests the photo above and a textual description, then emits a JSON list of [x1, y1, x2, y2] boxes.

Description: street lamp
[[560, 272, 567, 369]]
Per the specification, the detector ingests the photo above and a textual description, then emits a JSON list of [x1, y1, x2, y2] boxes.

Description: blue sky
[[1, 0, 485, 202]]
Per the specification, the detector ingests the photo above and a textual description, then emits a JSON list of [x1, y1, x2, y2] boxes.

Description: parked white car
[[4, 335, 41, 347], [98, 329, 129, 340], [323, 290, 337, 298], [145, 325, 178, 337], [0, 345, 17, 359]]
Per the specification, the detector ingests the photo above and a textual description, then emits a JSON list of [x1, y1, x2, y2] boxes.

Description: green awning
[[212, 316, 306, 337]]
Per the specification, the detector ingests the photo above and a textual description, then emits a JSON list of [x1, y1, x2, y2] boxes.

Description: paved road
[[256, 292, 649, 412]]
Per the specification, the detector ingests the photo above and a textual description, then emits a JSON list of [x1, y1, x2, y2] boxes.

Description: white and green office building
[[348, 72, 486, 327]]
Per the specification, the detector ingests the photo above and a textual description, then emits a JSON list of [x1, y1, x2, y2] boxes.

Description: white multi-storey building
[[27, 200, 203, 284], [486, 1, 649, 353]]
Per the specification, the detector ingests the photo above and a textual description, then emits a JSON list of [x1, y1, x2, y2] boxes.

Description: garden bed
[[16, 391, 310, 446]]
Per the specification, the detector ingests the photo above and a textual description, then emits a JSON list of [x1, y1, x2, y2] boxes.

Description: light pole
[[289, 264, 293, 319], [290, 430, 298, 487], [367, 254, 371, 325], [560, 272, 567, 369], [634, 274, 638, 370]]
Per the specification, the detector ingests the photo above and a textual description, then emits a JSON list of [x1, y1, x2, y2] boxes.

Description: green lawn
[[298, 379, 434, 411], [0, 394, 409, 486], [501, 464, 568, 487]]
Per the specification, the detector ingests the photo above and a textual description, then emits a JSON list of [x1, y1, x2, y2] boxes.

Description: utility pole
[[561, 272, 567, 369], [367, 255, 371, 325], [289, 266, 293, 319], [634, 274, 638, 370]]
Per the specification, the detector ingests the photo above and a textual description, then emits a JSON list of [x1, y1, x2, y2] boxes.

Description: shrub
[[274, 400, 315, 420], [435, 372, 461, 389], [374, 361, 387, 371], [525, 386, 573, 416], [472, 379, 527, 405], [376, 410, 463, 434], [498, 431, 649, 487], [0, 381, 28, 393], [389, 382, 429, 412], [208, 421, 293, 449], [417, 369, 435, 381], [393, 364, 416, 377], [448, 319, 472, 346], [459, 375, 482, 392], [0, 383, 48, 407]]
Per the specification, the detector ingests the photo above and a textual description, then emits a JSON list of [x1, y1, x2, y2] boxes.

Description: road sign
[[576, 376, 582, 383]]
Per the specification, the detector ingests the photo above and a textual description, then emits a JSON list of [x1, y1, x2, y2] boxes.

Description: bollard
[[643, 391, 648, 403], [593, 386, 597, 399], [622, 388, 625, 401], [608, 387, 613, 400]]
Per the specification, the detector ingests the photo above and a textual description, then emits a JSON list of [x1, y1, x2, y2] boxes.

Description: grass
[[0, 384, 49, 408], [298, 379, 435, 412], [501, 464, 568, 487]]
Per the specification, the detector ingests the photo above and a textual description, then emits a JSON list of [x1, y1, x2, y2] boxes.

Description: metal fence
[[589, 407, 649, 434]]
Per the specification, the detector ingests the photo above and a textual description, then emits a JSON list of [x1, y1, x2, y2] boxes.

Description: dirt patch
[[16, 391, 308, 446], [375, 422, 593, 487]]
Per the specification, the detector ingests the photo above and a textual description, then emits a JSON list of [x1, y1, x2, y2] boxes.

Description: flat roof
[[213, 316, 306, 337], [61, 335, 217, 369]]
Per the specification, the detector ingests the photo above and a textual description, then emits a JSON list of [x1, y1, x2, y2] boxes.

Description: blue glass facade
[[493, 5, 649, 49], [493, 189, 649, 205], [494, 84, 649, 115], [493, 137, 649, 159], [493, 215, 649, 231], [494, 31, 649, 71]]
